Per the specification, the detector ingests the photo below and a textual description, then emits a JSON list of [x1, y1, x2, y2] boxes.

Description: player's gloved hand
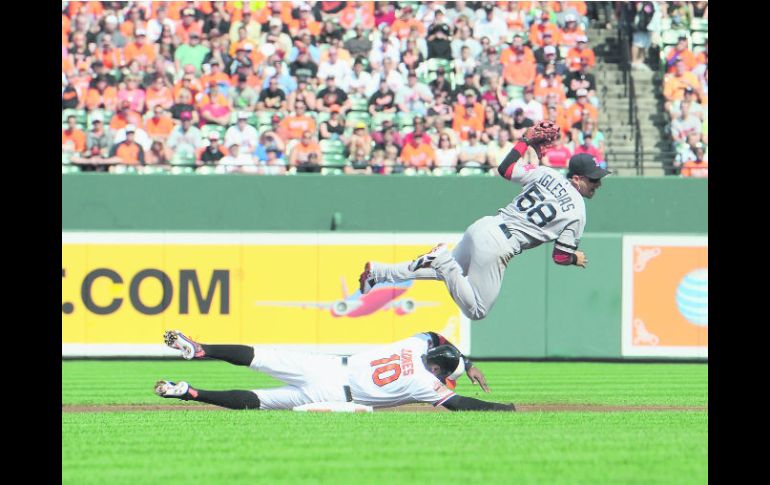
[[466, 366, 490, 393], [522, 120, 560, 153], [575, 251, 588, 268]]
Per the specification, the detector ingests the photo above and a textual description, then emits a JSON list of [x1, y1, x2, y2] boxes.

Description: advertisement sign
[[62, 233, 470, 357], [622, 235, 708, 357]]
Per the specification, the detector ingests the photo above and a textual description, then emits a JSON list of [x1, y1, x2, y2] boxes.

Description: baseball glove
[[523, 120, 560, 151]]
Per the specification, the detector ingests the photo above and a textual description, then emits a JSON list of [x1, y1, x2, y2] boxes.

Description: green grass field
[[62, 360, 708, 485]]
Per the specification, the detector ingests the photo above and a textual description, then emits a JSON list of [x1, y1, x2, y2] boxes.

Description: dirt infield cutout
[[62, 403, 707, 414]]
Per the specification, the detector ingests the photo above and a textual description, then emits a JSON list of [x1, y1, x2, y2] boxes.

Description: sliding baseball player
[[155, 330, 515, 412]]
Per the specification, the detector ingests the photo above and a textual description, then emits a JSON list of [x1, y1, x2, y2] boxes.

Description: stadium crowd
[[62, 1, 620, 176], [626, 1, 707, 177]]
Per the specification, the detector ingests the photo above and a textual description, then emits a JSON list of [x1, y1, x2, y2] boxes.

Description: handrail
[[617, 4, 643, 175]]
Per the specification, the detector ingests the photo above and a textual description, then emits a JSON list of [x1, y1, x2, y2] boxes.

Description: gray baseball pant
[[371, 216, 517, 320]]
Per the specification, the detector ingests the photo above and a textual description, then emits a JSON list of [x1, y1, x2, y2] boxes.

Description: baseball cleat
[[359, 262, 377, 294], [164, 330, 205, 360], [408, 243, 447, 271], [154, 380, 192, 399]]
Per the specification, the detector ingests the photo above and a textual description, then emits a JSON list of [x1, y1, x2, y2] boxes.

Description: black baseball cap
[[566, 153, 610, 179]]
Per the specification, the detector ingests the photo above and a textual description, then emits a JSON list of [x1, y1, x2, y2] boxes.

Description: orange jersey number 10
[[370, 354, 402, 387]]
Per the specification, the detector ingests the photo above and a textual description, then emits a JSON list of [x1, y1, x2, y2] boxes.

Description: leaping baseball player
[[155, 330, 515, 412], [359, 120, 610, 321]]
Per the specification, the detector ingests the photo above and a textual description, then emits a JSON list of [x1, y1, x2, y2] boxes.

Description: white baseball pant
[[247, 348, 350, 410], [371, 215, 517, 320]]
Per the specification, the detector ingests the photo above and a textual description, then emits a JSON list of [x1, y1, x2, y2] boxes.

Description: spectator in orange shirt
[[278, 100, 317, 141], [560, 13, 586, 47], [120, 5, 147, 39], [663, 59, 702, 105], [678, 143, 708, 178], [200, 59, 232, 92], [534, 65, 566, 104], [452, 93, 485, 141], [176, 8, 204, 45], [145, 105, 175, 140], [109, 101, 144, 131], [288, 4, 322, 37], [197, 82, 232, 126], [400, 135, 436, 173], [566, 36, 596, 71], [529, 11, 563, 47], [391, 5, 425, 40], [502, 49, 536, 87], [62, 115, 87, 154], [174, 66, 203, 101], [124, 29, 156, 67], [289, 131, 323, 168], [145, 75, 174, 111], [666, 36, 697, 73], [109, 125, 145, 166], [340, 1, 376, 30], [565, 88, 599, 126], [85, 75, 119, 112], [545, 98, 571, 136], [93, 34, 124, 70], [500, 34, 536, 66]]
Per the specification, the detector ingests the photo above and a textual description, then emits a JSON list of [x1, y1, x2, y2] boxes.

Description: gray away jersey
[[497, 164, 586, 254]]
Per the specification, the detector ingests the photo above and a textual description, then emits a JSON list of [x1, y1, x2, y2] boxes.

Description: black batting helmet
[[423, 344, 465, 389]]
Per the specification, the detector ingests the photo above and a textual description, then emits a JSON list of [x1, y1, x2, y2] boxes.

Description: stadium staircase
[[589, 20, 673, 176]]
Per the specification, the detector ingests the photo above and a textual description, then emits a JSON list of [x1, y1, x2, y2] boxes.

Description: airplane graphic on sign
[[254, 278, 440, 318]]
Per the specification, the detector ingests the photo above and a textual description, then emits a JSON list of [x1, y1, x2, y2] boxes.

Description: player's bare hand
[[467, 367, 490, 393], [575, 251, 588, 268]]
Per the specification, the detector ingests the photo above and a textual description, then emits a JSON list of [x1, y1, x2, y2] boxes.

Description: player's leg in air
[[360, 216, 515, 320], [155, 331, 346, 410]]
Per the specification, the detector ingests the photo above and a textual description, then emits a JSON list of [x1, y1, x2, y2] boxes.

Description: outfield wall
[[62, 174, 708, 359]]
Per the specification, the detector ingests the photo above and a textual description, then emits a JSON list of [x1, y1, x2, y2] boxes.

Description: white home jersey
[[346, 336, 455, 408], [497, 164, 586, 254]]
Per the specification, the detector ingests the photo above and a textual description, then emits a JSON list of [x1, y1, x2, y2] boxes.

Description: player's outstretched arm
[[498, 120, 560, 180], [441, 395, 515, 412]]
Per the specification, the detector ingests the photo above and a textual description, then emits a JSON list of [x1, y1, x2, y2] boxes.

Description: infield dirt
[[61, 403, 707, 413]]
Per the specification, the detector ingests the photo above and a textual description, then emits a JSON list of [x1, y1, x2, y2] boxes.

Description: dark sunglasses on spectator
[[587, 177, 601, 183]]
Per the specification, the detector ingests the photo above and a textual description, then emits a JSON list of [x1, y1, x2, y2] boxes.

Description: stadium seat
[[346, 111, 372, 128], [111, 165, 138, 174], [691, 31, 707, 46], [506, 85, 524, 100], [195, 165, 218, 174], [62, 152, 72, 165], [661, 30, 690, 47], [396, 112, 415, 129], [432, 167, 457, 177], [87, 109, 114, 129], [200, 124, 227, 140], [349, 97, 369, 112], [256, 110, 277, 126], [170, 150, 196, 167], [370, 112, 395, 130], [321, 167, 345, 175], [690, 18, 708, 32], [320, 139, 345, 154], [322, 152, 346, 168], [62, 165, 81, 174], [170, 166, 195, 174], [458, 167, 487, 176], [62, 108, 87, 125], [139, 166, 169, 175], [317, 111, 331, 124]]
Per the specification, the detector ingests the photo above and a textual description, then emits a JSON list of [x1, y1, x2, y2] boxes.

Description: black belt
[[499, 224, 513, 239], [341, 356, 353, 402]]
